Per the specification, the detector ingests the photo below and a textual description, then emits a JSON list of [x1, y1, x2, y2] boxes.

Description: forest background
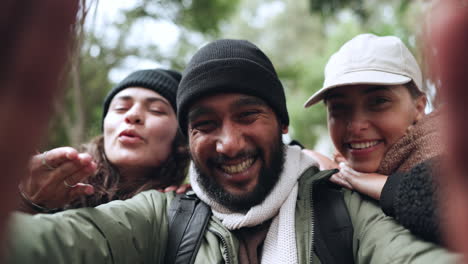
[[45, 0, 434, 155]]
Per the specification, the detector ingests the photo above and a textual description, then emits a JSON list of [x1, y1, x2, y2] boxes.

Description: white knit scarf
[[190, 145, 318, 264]]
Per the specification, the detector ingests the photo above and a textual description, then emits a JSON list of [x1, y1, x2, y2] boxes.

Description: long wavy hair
[[68, 130, 189, 208]]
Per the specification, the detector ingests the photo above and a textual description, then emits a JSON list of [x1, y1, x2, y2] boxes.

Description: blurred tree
[[308, 0, 413, 22], [310, 0, 367, 20], [46, 0, 429, 154], [45, 0, 240, 149], [220, 0, 427, 152]]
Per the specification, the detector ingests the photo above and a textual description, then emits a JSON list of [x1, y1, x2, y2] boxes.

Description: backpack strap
[[313, 178, 355, 264], [165, 192, 211, 264]]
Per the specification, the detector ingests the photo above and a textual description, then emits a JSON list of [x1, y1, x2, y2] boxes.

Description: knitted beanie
[[102, 68, 181, 129], [177, 39, 289, 135]]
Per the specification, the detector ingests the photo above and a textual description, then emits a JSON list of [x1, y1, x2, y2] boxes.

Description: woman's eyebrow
[[363, 86, 390, 94], [146, 97, 170, 106], [324, 93, 345, 102], [113, 95, 133, 101], [113, 95, 169, 106]]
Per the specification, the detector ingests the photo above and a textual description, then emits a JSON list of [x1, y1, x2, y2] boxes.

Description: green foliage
[[309, 0, 412, 22], [177, 0, 240, 34], [218, 0, 427, 151], [47, 0, 240, 148], [47, 0, 429, 154], [310, 0, 367, 20], [122, 0, 239, 35]]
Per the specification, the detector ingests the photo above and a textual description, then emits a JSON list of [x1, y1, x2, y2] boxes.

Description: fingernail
[[85, 186, 94, 195], [92, 162, 97, 169]]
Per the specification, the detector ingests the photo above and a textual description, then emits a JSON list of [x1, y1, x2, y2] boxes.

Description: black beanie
[[177, 39, 289, 136], [102, 68, 181, 129]]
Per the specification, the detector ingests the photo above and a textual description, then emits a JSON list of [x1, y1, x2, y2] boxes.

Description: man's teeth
[[349, 141, 379, 150], [221, 158, 255, 174]]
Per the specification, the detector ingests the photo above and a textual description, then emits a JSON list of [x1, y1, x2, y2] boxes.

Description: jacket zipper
[[310, 182, 315, 264], [208, 229, 232, 264], [308, 169, 338, 264]]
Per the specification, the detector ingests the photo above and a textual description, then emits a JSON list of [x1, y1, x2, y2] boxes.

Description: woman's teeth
[[221, 158, 255, 174], [349, 141, 379, 150]]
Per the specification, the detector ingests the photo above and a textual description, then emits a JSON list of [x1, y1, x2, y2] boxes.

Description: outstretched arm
[[6, 190, 171, 263], [0, 0, 78, 241]]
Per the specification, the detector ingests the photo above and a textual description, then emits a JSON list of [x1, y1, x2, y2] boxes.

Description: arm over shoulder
[[344, 190, 459, 264], [380, 158, 442, 244], [5, 190, 172, 264]]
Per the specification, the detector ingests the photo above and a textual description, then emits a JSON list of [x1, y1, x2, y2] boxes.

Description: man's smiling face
[[188, 93, 288, 211]]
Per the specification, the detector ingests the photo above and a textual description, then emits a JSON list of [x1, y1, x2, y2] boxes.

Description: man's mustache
[[208, 149, 260, 164]]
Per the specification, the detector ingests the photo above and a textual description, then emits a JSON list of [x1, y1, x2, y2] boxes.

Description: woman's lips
[[347, 140, 381, 150], [118, 130, 144, 144], [118, 135, 143, 144], [346, 140, 383, 156]]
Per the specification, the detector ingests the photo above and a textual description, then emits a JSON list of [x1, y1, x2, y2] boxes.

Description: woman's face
[[103, 87, 178, 170], [326, 84, 426, 173]]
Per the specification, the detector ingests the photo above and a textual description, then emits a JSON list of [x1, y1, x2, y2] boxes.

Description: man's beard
[[193, 134, 285, 212]]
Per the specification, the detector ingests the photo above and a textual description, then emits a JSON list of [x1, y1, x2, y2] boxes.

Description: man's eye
[[240, 111, 259, 117], [237, 111, 260, 122], [190, 121, 217, 133]]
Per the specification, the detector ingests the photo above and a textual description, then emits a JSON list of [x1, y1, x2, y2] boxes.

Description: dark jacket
[[380, 156, 442, 244]]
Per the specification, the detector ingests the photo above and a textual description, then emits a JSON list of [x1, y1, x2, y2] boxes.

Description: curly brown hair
[[67, 130, 189, 208]]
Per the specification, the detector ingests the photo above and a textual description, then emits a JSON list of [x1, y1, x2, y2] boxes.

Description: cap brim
[[303, 70, 411, 108]]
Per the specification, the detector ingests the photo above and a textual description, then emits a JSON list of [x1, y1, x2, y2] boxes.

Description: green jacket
[[7, 167, 458, 263]]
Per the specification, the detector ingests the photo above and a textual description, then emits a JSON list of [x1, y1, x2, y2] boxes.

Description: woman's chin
[[348, 161, 380, 173], [112, 157, 165, 169]]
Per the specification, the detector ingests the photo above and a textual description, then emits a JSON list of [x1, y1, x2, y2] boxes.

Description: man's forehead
[[190, 93, 268, 111], [187, 93, 270, 122]]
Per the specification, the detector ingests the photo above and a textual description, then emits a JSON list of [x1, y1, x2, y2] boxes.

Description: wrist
[[18, 184, 61, 214]]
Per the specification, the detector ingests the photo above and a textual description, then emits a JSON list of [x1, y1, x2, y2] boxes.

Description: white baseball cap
[[304, 33, 423, 107]]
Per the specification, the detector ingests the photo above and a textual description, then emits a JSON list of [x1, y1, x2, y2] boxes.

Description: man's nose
[[215, 123, 245, 158]]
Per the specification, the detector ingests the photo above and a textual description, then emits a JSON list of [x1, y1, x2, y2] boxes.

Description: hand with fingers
[[330, 162, 388, 200], [302, 149, 339, 170], [19, 147, 97, 213], [159, 183, 192, 194], [333, 152, 346, 164]]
